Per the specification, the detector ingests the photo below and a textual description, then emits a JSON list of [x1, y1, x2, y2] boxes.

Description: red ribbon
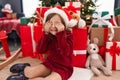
[[64, 2, 80, 13], [106, 42, 120, 70], [99, 28, 108, 61]]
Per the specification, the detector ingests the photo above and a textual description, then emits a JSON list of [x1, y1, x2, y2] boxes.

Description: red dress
[[36, 31, 73, 80]]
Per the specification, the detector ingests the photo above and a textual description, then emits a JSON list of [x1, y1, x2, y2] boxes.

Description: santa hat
[[43, 7, 74, 28], [43, 7, 86, 28], [2, 3, 13, 13]]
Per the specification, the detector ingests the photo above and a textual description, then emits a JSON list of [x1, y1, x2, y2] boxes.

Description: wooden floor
[[91, 71, 120, 80], [0, 57, 120, 80]]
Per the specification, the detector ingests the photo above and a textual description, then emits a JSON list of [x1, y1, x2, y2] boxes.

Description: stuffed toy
[[67, 11, 86, 28], [86, 38, 112, 76], [1, 3, 13, 16]]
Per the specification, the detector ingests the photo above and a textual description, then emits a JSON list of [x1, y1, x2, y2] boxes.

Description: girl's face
[[48, 14, 64, 35]]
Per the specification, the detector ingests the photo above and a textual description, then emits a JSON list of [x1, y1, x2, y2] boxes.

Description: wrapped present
[[20, 25, 43, 59], [115, 8, 120, 26], [90, 27, 120, 60], [34, 25, 43, 44], [65, 2, 81, 15], [36, 7, 49, 18], [72, 28, 87, 68], [20, 17, 29, 25], [36, 7, 49, 25], [90, 27, 120, 46], [115, 15, 120, 26], [92, 11, 111, 27], [20, 25, 33, 57], [106, 42, 120, 70]]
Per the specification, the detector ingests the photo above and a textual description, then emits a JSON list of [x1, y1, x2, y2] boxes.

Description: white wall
[[22, 0, 39, 17], [94, 0, 115, 15], [22, 0, 115, 17]]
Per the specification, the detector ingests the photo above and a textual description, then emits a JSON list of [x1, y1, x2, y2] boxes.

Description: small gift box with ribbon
[[65, 2, 81, 15], [106, 42, 120, 70], [72, 28, 87, 68], [91, 11, 111, 27]]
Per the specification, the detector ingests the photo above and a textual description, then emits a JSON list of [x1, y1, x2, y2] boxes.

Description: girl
[[7, 7, 73, 80]]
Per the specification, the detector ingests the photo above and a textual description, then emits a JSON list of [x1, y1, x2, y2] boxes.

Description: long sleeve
[[66, 31, 73, 55], [36, 33, 50, 53], [56, 31, 73, 56]]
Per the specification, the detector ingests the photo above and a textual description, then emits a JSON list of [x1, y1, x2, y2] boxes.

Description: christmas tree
[[81, 0, 97, 25], [39, 0, 81, 7]]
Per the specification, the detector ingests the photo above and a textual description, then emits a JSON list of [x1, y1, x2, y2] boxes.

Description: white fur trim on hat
[[78, 19, 86, 28], [67, 19, 78, 28], [67, 19, 86, 28], [43, 7, 69, 26]]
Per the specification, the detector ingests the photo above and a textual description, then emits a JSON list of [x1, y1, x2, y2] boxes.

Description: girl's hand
[[56, 23, 65, 32], [43, 21, 51, 34]]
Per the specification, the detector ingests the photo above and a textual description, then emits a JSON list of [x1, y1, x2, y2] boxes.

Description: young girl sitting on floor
[[7, 7, 74, 80]]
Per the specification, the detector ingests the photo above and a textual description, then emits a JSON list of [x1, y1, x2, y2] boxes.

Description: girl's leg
[[44, 71, 62, 80], [24, 64, 52, 79], [29, 77, 44, 80], [28, 71, 62, 80]]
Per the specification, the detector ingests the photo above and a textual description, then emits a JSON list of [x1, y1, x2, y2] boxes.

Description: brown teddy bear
[[86, 38, 112, 76], [67, 11, 86, 28]]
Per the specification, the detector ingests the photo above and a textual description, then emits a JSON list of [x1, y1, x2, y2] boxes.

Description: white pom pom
[[78, 19, 86, 28], [67, 19, 78, 28]]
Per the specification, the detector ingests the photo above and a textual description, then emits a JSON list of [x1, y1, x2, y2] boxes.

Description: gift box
[[90, 27, 120, 46], [106, 42, 120, 70], [36, 7, 49, 18], [36, 7, 49, 25], [20, 17, 29, 25], [20, 25, 43, 59], [72, 28, 87, 68], [92, 11, 111, 27], [115, 15, 120, 26], [90, 27, 120, 60], [65, 2, 81, 15]]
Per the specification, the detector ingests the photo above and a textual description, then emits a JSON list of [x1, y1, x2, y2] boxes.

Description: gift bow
[[92, 12, 112, 27], [64, 2, 80, 13], [107, 42, 120, 56], [106, 42, 120, 70], [93, 12, 111, 20], [90, 12, 114, 41]]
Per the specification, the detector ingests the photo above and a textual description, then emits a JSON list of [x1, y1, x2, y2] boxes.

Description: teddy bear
[[67, 11, 86, 28], [1, 3, 13, 17], [86, 38, 112, 76]]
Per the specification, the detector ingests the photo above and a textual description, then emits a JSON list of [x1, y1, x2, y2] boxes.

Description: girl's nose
[[51, 22, 55, 27]]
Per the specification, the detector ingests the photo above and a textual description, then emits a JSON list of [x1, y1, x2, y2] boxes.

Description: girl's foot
[[10, 63, 30, 73], [7, 72, 28, 80]]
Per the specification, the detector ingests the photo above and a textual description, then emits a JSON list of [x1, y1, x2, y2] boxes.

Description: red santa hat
[[1, 3, 13, 13], [43, 7, 78, 28]]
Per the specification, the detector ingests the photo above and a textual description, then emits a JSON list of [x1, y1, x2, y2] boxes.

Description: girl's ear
[[93, 37, 99, 44]]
